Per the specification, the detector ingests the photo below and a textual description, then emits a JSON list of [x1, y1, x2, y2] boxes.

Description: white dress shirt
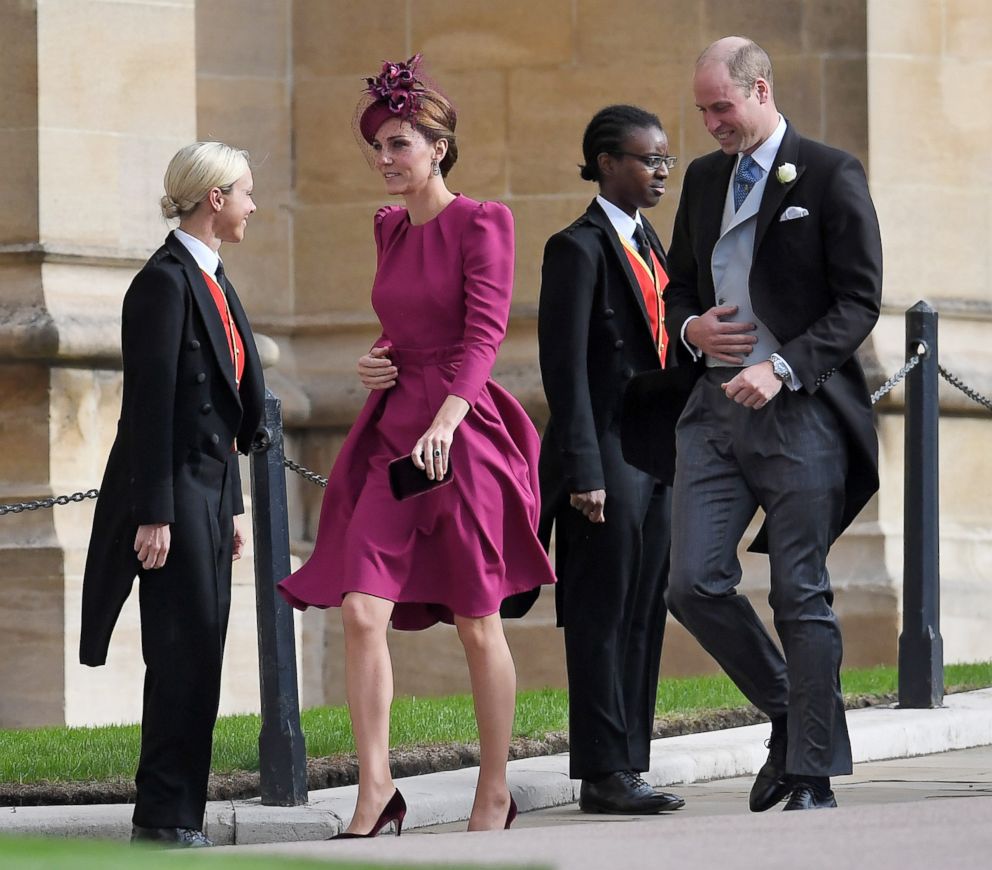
[[738, 115, 786, 192], [174, 228, 224, 283], [596, 194, 645, 244]]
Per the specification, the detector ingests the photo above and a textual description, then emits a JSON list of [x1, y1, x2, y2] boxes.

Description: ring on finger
[[433, 449, 442, 458]]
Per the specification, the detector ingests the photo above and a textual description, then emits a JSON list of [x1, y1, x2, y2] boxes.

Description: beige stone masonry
[[1, 0, 990, 726]]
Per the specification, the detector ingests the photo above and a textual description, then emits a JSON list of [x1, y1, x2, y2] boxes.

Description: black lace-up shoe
[[628, 772, 686, 810], [750, 729, 791, 812], [782, 783, 837, 810], [579, 770, 679, 814], [130, 825, 213, 848]]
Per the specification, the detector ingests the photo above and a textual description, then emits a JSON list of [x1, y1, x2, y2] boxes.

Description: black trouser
[[557, 431, 671, 780], [667, 371, 852, 777], [132, 454, 236, 829]]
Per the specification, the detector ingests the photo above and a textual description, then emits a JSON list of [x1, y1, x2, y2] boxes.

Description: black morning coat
[[624, 121, 883, 551], [79, 232, 265, 666], [503, 198, 677, 619]]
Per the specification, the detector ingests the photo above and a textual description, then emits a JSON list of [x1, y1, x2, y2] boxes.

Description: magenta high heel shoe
[[330, 789, 407, 839], [504, 795, 518, 829]]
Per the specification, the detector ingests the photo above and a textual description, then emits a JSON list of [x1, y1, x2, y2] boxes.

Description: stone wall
[[0, 0, 251, 728], [249, 0, 883, 705], [191, 0, 992, 703], [866, 0, 992, 664], [1, 0, 989, 725]]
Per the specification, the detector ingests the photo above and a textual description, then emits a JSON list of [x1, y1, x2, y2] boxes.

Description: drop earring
[[431, 158, 440, 176]]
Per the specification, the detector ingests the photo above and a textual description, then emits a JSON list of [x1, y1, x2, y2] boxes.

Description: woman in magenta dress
[[278, 55, 555, 835]]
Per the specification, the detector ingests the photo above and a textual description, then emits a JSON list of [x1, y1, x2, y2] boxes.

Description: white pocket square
[[779, 206, 809, 222]]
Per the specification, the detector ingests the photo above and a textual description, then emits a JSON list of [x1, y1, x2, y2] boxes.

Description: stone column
[[0, 0, 197, 727], [867, 0, 992, 663]]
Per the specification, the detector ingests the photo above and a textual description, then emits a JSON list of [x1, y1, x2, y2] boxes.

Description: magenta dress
[[278, 195, 555, 630]]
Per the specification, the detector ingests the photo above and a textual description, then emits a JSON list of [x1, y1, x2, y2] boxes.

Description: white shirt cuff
[[680, 316, 702, 361], [771, 353, 802, 391]]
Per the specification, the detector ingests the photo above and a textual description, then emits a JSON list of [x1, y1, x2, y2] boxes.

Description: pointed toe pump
[[504, 795, 518, 829], [331, 789, 407, 839]]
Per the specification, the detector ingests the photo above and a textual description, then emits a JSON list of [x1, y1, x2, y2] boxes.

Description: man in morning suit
[[537, 106, 684, 814], [659, 38, 883, 811]]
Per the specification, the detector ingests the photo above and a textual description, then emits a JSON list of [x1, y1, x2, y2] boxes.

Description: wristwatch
[[769, 353, 791, 383]]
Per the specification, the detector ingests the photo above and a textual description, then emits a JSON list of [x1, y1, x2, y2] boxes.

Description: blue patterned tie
[[733, 154, 761, 211]]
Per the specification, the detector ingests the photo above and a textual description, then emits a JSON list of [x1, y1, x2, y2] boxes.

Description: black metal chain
[[0, 489, 100, 516], [939, 365, 992, 413], [1, 359, 988, 513], [282, 457, 328, 488], [870, 355, 920, 406], [0, 463, 330, 516]]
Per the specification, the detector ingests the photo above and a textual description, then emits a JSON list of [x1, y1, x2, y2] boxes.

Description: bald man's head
[[697, 37, 774, 96], [693, 37, 778, 155]]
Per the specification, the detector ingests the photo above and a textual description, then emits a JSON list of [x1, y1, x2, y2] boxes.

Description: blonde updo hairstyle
[[160, 141, 250, 221]]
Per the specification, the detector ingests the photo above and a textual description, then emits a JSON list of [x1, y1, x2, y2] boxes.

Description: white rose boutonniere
[[776, 162, 797, 184]]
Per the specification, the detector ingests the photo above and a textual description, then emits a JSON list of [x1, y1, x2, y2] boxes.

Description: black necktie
[[214, 261, 227, 290], [633, 224, 655, 278]]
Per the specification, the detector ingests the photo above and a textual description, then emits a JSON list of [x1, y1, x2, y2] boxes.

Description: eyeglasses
[[613, 152, 678, 171]]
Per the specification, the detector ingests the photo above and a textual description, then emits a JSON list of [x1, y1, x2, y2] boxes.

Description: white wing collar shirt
[[596, 193, 645, 243], [174, 227, 224, 284]]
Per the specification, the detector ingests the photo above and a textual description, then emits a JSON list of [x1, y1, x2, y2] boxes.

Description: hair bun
[[160, 142, 250, 222], [160, 194, 182, 220]]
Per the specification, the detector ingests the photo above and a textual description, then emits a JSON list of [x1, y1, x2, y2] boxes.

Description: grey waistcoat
[[706, 168, 780, 368]]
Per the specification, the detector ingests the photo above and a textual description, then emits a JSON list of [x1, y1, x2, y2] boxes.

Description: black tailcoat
[[80, 232, 264, 667], [538, 199, 669, 526]]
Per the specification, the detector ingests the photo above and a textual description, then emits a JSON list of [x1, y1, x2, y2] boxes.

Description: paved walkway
[[432, 743, 992, 827], [229, 745, 992, 868], [3, 687, 991, 861]]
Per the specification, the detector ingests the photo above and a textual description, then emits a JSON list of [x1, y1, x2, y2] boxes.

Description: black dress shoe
[[130, 825, 212, 848], [629, 772, 686, 811], [579, 770, 678, 815], [749, 729, 791, 812], [782, 783, 837, 810]]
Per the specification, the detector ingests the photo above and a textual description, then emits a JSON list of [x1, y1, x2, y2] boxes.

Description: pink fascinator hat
[[358, 54, 427, 144], [353, 53, 458, 175]]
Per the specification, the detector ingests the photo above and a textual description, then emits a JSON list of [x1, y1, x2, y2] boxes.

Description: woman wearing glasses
[[528, 105, 684, 814]]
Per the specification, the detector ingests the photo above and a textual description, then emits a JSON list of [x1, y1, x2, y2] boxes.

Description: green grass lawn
[[0, 835, 535, 870], [1, 662, 988, 785]]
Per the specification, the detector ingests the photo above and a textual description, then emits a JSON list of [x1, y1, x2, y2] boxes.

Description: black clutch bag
[[388, 455, 454, 501]]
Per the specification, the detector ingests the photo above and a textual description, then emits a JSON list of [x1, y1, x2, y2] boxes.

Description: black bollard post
[[249, 389, 309, 804], [898, 302, 943, 708]]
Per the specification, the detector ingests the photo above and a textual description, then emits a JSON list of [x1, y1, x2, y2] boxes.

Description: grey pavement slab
[[428, 743, 992, 830], [225, 746, 992, 869], [229, 797, 992, 870], [2, 688, 991, 846]]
